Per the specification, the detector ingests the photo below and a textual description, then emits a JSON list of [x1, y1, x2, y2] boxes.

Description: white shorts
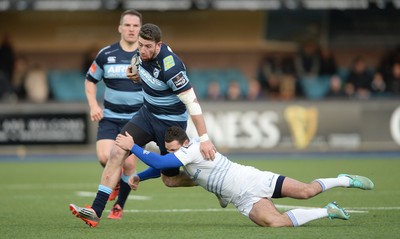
[[230, 167, 281, 217]]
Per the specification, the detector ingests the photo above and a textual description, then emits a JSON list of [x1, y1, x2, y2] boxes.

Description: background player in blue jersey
[[70, 23, 216, 227], [84, 9, 143, 219], [116, 126, 374, 228]]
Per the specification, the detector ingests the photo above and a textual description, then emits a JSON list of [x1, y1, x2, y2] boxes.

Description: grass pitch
[[0, 155, 399, 239]]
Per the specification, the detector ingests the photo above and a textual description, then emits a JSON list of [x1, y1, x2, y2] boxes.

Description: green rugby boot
[[325, 201, 350, 220], [338, 174, 374, 190]]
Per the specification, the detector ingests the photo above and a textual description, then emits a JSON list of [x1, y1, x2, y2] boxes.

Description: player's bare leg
[[249, 198, 293, 227], [96, 139, 135, 201], [281, 174, 374, 200], [248, 174, 372, 227], [101, 146, 128, 189], [97, 139, 120, 201], [280, 177, 323, 199], [249, 198, 349, 227], [161, 171, 197, 187], [96, 139, 114, 167], [107, 154, 138, 219]]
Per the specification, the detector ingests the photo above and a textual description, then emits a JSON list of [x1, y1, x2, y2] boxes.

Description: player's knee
[[161, 175, 178, 187], [123, 156, 136, 172], [298, 186, 317, 199], [109, 146, 128, 163], [98, 159, 107, 168], [162, 178, 175, 187], [97, 153, 108, 168]]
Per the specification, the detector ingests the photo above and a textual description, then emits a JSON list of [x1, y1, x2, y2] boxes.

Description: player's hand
[[115, 131, 135, 151], [89, 104, 103, 122], [126, 65, 141, 83], [200, 140, 217, 161], [128, 175, 140, 191]]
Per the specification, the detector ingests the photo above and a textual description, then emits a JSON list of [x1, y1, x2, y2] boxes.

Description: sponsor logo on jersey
[[107, 56, 116, 63], [163, 55, 175, 71], [104, 64, 129, 78], [171, 72, 188, 88]]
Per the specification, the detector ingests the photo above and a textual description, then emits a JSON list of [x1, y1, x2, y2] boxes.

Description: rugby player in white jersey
[[116, 126, 374, 227]]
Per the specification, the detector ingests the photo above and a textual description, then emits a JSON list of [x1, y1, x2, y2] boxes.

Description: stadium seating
[[188, 68, 249, 100], [48, 70, 104, 102], [299, 75, 331, 100]]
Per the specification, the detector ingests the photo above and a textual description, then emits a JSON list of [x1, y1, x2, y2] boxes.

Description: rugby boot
[[338, 174, 374, 190], [325, 201, 350, 220], [69, 204, 100, 227]]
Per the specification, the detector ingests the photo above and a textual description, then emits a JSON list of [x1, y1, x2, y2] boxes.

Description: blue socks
[[91, 185, 112, 217]]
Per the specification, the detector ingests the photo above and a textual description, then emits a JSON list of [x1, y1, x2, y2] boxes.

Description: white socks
[[285, 176, 351, 226], [286, 208, 328, 226], [314, 177, 350, 191]]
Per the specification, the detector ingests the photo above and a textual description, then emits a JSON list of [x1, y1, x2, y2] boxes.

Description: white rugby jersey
[[174, 138, 262, 202]]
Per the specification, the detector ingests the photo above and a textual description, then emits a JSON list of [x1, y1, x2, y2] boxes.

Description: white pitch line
[[349, 206, 400, 210], [121, 208, 237, 213]]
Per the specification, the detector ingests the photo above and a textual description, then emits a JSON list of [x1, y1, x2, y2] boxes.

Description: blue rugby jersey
[[138, 43, 192, 122], [86, 42, 143, 119]]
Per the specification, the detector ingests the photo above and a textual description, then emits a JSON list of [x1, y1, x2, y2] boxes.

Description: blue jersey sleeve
[[131, 144, 184, 169], [137, 167, 161, 181]]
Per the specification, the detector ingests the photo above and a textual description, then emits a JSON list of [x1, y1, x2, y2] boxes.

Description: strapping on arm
[[178, 88, 202, 116]]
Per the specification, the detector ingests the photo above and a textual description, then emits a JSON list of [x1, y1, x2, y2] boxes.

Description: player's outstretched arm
[[115, 132, 183, 169], [136, 167, 161, 181]]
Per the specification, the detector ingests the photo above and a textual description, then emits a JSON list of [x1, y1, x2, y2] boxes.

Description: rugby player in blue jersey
[[117, 126, 374, 227], [70, 23, 216, 227], [83, 10, 143, 219]]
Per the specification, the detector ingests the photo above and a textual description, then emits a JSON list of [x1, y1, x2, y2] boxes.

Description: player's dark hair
[[120, 9, 142, 25], [139, 23, 162, 43], [165, 126, 188, 145]]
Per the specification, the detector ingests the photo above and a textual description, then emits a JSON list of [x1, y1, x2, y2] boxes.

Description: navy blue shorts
[[271, 175, 286, 198], [97, 118, 130, 141], [124, 106, 187, 154], [122, 107, 187, 177]]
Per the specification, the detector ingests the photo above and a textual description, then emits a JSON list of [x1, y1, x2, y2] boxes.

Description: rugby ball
[[130, 54, 140, 75]]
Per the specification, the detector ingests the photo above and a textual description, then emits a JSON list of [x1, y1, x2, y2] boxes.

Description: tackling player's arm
[[116, 131, 183, 168], [178, 88, 216, 160], [116, 132, 187, 190]]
